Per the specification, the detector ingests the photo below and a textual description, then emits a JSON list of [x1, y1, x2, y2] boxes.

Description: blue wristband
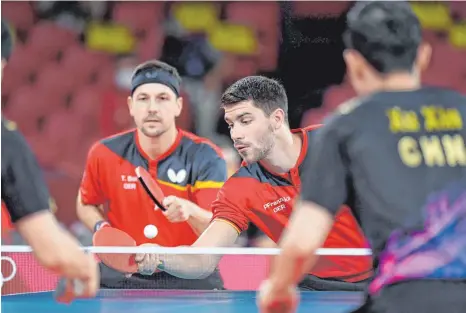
[[94, 221, 110, 233]]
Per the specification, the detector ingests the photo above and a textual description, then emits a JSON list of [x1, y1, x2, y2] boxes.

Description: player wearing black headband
[[260, 2, 466, 313], [1, 20, 99, 301], [77, 60, 227, 289]]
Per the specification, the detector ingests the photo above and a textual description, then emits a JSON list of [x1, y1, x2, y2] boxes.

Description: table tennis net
[[1, 245, 371, 294]]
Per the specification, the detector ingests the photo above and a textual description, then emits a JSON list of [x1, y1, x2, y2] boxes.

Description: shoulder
[[1, 119, 33, 155], [88, 129, 136, 160], [179, 130, 225, 163]]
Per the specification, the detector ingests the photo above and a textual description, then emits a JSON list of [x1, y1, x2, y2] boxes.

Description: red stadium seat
[[301, 107, 331, 127], [2, 44, 40, 95], [60, 46, 110, 86], [449, 2, 466, 20], [322, 84, 356, 110], [4, 85, 55, 136], [137, 26, 164, 61], [112, 2, 165, 35], [226, 2, 280, 71], [27, 22, 78, 63], [35, 62, 77, 106], [2, 2, 35, 32], [69, 87, 102, 137]]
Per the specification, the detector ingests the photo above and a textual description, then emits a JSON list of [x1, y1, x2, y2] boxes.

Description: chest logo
[[121, 175, 138, 190], [167, 169, 187, 184], [263, 196, 291, 213]]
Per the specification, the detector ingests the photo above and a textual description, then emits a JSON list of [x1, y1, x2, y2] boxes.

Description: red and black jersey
[[212, 125, 372, 281], [80, 128, 227, 246]]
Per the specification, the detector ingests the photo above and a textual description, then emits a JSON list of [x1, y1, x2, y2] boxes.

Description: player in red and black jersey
[[260, 3, 466, 313], [135, 76, 372, 290], [77, 59, 226, 289]]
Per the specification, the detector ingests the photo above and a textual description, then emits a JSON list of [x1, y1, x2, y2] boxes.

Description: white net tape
[[1, 245, 373, 255], [1, 245, 372, 294]]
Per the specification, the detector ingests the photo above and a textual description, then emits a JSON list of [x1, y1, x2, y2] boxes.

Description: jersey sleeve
[[79, 142, 106, 205], [1, 125, 51, 223], [299, 118, 350, 216], [190, 144, 227, 210], [211, 178, 250, 234]]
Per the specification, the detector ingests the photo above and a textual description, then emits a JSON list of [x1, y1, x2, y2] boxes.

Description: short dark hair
[[132, 59, 182, 86], [221, 76, 288, 121], [343, 2, 422, 74]]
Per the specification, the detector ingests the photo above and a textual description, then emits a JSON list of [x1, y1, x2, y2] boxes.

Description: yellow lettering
[[443, 108, 463, 130], [419, 136, 446, 167], [421, 106, 463, 131], [442, 135, 466, 166], [398, 136, 422, 167], [387, 107, 420, 133], [421, 106, 438, 132]]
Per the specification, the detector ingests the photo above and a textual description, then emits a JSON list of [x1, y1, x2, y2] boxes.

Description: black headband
[[131, 69, 180, 97]]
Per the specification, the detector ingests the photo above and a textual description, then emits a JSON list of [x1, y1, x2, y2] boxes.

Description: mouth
[[234, 144, 249, 152]]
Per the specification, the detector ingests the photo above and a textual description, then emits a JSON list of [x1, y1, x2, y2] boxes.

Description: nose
[[230, 125, 245, 142], [147, 98, 159, 114]]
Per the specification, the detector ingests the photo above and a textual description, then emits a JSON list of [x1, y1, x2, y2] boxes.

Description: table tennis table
[[2, 290, 362, 313]]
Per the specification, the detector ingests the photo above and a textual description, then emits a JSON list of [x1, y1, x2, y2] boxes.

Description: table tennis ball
[[144, 224, 158, 239]]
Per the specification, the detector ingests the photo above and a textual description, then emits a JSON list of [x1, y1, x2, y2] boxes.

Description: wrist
[[93, 220, 110, 232]]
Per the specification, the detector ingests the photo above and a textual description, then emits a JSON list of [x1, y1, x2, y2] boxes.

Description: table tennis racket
[[92, 227, 138, 274], [54, 277, 84, 304], [135, 166, 167, 212]]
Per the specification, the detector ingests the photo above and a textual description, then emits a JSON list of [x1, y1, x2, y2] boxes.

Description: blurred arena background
[[1, 1, 465, 249]]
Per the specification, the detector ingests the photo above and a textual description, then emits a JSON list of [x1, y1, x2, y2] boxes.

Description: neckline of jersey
[[259, 127, 309, 180], [134, 128, 184, 166]]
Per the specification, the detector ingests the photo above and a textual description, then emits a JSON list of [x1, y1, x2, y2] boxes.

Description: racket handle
[[54, 277, 85, 304]]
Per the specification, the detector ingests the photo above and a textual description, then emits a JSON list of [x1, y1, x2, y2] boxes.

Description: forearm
[[76, 193, 105, 232], [158, 250, 221, 279], [16, 211, 92, 278], [187, 204, 213, 235], [269, 202, 333, 289]]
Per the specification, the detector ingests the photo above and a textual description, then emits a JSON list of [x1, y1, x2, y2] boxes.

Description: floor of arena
[[2, 289, 363, 313]]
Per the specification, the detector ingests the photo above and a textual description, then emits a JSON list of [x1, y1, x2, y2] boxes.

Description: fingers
[[135, 253, 159, 276], [162, 195, 177, 207]]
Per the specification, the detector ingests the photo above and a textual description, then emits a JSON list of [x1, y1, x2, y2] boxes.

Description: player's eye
[[158, 95, 169, 101], [240, 119, 252, 125]]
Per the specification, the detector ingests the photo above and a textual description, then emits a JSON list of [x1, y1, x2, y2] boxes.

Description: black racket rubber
[[137, 176, 167, 212]]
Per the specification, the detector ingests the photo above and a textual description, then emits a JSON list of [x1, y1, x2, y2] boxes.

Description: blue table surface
[[2, 290, 363, 313]]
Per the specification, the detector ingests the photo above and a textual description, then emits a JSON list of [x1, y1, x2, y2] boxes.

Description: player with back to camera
[[259, 2, 466, 313], [77, 59, 227, 289], [135, 75, 373, 291], [1, 20, 99, 299]]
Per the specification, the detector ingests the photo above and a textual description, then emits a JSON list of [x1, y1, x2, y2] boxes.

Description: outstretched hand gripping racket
[[135, 166, 167, 212]]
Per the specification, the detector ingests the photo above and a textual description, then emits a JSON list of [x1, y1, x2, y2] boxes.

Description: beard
[[240, 124, 275, 164], [140, 123, 168, 138]]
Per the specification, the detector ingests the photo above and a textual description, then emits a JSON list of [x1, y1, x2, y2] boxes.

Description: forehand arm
[[158, 220, 239, 279], [187, 204, 213, 235], [76, 192, 105, 231], [16, 211, 92, 278], [158, 251, 221, 279]]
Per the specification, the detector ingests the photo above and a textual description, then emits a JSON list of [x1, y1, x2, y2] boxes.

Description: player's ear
[[271, 108, 285, 130], [174, 96, 183, 118], [127, 96, 134, 116], [416, 42, 432, 73], [343, 49, 365, 81]]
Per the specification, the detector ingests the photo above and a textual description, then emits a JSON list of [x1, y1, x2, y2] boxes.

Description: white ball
[[144, 224, 158, 239]]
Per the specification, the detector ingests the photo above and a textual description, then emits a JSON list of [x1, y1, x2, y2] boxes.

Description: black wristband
[[93, 221, 109, 233]]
